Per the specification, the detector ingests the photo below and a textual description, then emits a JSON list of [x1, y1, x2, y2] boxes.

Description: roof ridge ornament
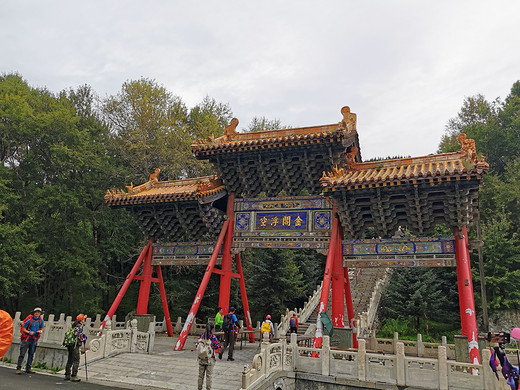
[[224, 118, 239, 141], [322, 164, 345, 181], [346, 146, 360, 170], [339, 106, 356, 132], [149, 168, 160, 183], [457, 133, 478, 163]]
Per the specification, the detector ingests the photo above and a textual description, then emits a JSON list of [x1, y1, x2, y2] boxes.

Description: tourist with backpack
[[16, 307, 45, 374], [218, 306, 240, 361], [289, 312, 299, 334], [196, 323, 220, 390], [261, 315, 274, 341], [63, 314, 88, 382]]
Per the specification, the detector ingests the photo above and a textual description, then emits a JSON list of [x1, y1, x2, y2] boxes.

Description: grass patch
[[377, 317, 460, 343], [33, 361, 63, 373]]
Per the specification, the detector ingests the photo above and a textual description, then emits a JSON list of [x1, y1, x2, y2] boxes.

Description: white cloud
[[1, 0, 519, 159]]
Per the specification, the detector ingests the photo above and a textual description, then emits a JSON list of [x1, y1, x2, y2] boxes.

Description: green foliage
[[377, 318, 460, 343], [242, 248, 325, 324], [103, 78, 189, 181], [380, 268, 459, 335], [245, 117, 286, 132], [4, 72, 520, 335], [438, 80, 520, 314]]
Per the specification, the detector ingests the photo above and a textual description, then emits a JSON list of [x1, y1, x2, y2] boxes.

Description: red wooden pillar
[[454, 225, 480, 364], [313, 212, 339, 349], [218, 193, 235, 314], [156, 265, 173, 337], [236, 253, 255, 342], [136, 241, 154, 314], [331, 221, 345, 328]]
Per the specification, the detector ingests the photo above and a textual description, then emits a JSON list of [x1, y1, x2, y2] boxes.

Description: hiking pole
[[83, 341, 88, 381]]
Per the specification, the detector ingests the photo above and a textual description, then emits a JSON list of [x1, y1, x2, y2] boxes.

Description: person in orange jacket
[[0, 310, 13, 359]]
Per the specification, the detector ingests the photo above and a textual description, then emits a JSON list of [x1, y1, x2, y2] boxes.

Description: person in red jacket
[[289, 312, 299, 334], [16, 307, 45, 374]]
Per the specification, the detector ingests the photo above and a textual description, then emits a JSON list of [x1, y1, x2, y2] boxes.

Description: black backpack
[[222, 313, 233, 332]]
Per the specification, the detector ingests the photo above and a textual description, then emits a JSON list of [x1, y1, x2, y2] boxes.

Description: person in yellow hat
[[64, 314, 88, 382]]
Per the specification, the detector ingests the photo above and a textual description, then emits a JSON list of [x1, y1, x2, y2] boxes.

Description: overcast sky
[[2, 1, 519, 159]]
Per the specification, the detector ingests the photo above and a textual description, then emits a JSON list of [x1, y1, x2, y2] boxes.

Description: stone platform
[[2, 334, 260, 390], [81, 334, 258, 389]]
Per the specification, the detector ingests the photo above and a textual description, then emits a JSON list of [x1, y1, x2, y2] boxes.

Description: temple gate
[[104, 106, 488, 363]]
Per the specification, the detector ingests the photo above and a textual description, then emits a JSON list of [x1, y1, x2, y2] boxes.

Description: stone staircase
[[297, 267, 387, 336]]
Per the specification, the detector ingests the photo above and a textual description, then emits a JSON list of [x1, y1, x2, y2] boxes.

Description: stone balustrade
[[277, 282, 323, 336], [5, 312, 157, 369], [241, 334, 509, 390]]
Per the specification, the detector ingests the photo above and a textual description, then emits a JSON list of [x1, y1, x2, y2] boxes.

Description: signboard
[[233, 196, 332, 250], [343, 237, 456, 267], [152, 242, 222, 266]]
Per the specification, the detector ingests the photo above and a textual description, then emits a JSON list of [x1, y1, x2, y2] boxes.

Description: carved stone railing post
[[368, 330, 377, 351], [482, 347, 496, 389], [393, 332, 399, 354], [130, 319, 138, 353], [242, 364, 249, 389], [438, 345, 448, 390], [105, 320, 113, 357], [321, 336, 330, 376], [261, 335, 269, 377], [417, 333, 424, 357], [357, 338, 366, 381], [175, 317, 182, 333], [396, 342, 405, 386], [290, 332, 298, 371], [41, 314, 54, 343], [280, 338, 287, 371], [148, 321, 156, 353], [93, 314, 101, 329]]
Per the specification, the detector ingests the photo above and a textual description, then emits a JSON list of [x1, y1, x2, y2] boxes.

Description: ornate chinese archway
[[104, 106, 488, 363]]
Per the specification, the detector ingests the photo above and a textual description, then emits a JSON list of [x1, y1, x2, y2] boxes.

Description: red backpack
[[20, 315, 43, 342]]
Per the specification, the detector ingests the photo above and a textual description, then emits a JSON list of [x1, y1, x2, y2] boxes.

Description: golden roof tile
[[105, 173, 226, 207], [192, 106, 358, 155], [320, 133, 489, 189]]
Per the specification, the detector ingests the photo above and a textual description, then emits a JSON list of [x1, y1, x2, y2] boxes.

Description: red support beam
[[156, 265, 173, 337], [174, 194, 235, 351], [174, 219, 230, 350], [313, 212, 340, 349], [211, 269, 240, 279], [236, 253, 255, 342], [218, 194, 236, 314], [454, 225, 480, 364], [136, 239, 154, 314], [98, 241, 152, 333]]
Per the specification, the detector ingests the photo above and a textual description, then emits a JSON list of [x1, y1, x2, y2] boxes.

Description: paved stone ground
[[74, 334, 261, 390]]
